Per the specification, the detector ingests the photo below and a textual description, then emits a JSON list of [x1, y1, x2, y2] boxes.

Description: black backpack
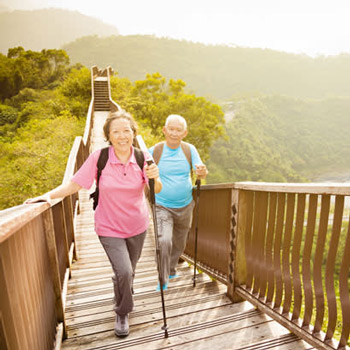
[[90, 147, 145, 210]]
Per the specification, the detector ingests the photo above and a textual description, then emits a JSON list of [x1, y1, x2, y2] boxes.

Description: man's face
[[163, 120, 188, 149]]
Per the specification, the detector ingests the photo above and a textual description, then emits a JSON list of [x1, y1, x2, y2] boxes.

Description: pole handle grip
[[146, 159, 156, 204]]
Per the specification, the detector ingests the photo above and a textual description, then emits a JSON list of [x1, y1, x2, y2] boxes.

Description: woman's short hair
[[103, 110, 138, 144], [165, 114, 187, 130]]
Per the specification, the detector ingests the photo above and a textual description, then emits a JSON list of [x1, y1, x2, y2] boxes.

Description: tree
[[127, 72, 225, 160], [0, 47, 71, 100], [43, 49, 70, 82], [0, 54, 18, 100]]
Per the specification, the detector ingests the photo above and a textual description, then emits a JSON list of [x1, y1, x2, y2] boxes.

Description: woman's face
[[108, 118, 134, 153]]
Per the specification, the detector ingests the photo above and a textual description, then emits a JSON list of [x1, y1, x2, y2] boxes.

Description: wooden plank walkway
[[61, 111, 314, 350]]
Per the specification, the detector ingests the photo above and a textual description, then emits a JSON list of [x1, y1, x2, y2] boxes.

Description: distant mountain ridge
[[62, 35, 350, 100], [0, 8, 119, 54]]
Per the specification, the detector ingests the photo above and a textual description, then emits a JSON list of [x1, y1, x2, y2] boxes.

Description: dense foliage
[[0, 48, 90, 209], [1, 115, 85, 208], [0, 47, 69, 100], [207, 94, 350, 183]]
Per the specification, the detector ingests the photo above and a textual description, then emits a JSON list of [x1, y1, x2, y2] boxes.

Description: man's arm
[[191, 145, 208, 180]]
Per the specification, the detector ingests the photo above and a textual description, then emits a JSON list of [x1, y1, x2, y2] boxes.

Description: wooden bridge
[[0, 67, 349, 350]]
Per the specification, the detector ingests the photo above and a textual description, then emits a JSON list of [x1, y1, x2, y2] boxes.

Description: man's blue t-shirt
[[149, 143, 203, 208]]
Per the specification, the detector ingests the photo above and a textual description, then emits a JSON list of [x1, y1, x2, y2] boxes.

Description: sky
[[3, 0, 350, 57]]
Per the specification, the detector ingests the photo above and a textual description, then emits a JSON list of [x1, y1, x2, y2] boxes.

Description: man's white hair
[[165, 114, 187, 130]]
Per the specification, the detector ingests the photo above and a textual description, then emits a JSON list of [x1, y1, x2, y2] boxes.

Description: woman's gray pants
[[99, 231, 146, 316]]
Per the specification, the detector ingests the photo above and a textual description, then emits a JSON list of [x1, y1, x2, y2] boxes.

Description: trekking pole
[[136, 135, 169, 338], [193, 178, 201, 287]]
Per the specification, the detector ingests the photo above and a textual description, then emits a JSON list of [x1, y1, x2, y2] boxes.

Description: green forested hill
[[63, 35, 350, 100], [207, 94, 350, 184], [0, 9, 119, 54]]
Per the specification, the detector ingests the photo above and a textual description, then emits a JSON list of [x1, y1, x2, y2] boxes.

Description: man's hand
[[195, 164, 208, 179]]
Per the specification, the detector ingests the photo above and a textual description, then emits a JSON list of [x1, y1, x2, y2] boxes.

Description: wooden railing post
[[62, 196, 77, 263], [338, 209, 350, 348], [52, 202, 71, 274], [227, 188, 247, 302], [42, 209, 67, 339]]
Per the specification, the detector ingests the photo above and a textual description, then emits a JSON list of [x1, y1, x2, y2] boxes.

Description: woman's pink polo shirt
[[72, 146, 151, 239]]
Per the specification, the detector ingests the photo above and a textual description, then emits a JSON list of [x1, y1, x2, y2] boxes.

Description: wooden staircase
[[94, 77, 110, 111]]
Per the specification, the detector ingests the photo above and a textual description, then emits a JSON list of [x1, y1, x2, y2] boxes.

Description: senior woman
[[25, 110, 162, 337]]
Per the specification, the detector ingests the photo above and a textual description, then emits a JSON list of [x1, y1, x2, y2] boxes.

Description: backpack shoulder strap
[[153, 141, 192, 169], [180, 141, 192, 170], [152, 142, 165, 165], [90, 147, 109, 210], [134, 147, 145, 170], [96, 147, 109, 185]]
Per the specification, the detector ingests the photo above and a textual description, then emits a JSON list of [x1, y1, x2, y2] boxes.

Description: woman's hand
[[24, 193, 51, 205], [145, 163, 159, 179], [145, 163, 162, 193]]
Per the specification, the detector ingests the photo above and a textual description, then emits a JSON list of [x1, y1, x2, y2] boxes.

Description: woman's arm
[[24, 181, 82, 204]]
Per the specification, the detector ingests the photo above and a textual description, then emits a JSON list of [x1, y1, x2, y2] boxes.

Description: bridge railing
[[184, 183, 233, 284], [0, 137, 89, 350], [0, 65, 97, 350], [185, 182, 350, 350]]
